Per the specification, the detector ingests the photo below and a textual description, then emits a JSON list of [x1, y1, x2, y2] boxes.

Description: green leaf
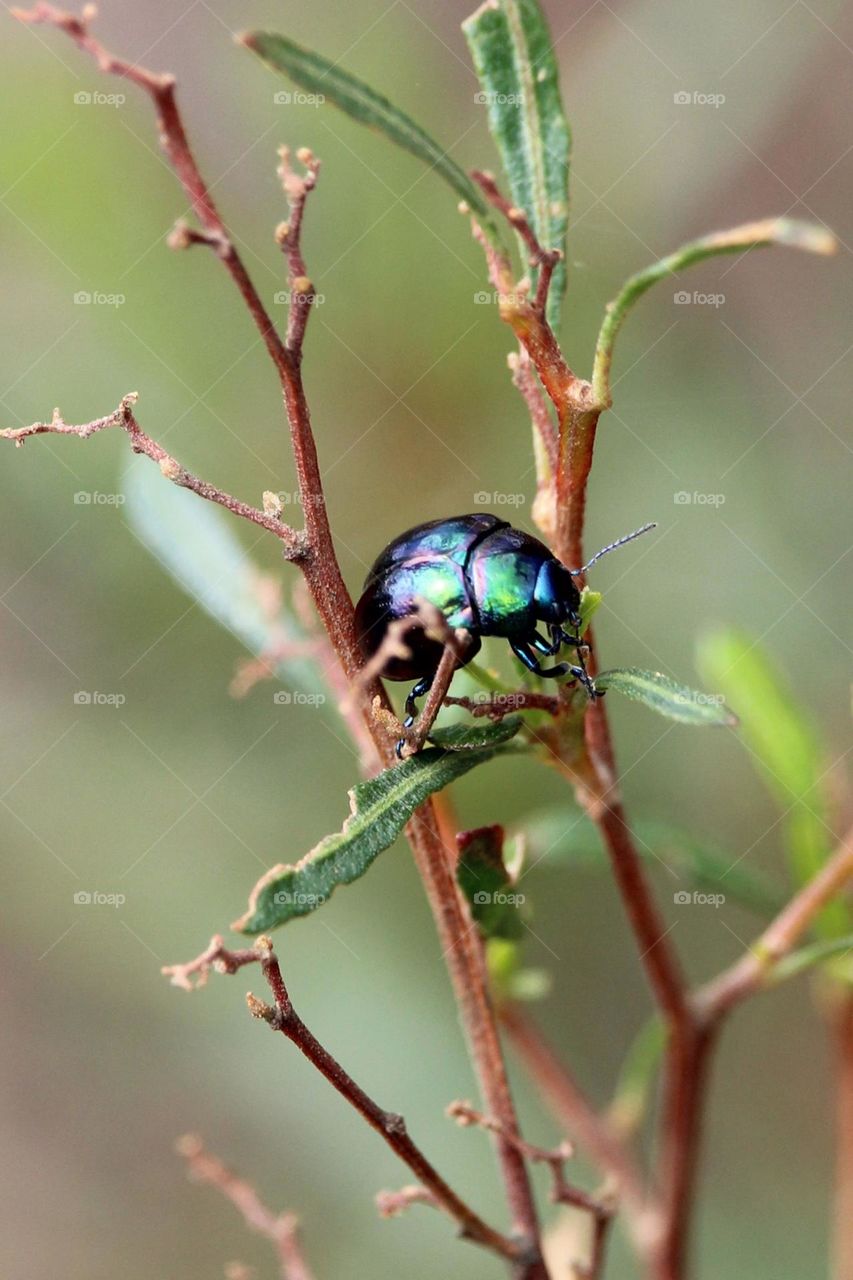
[[697, 627, 847, 936], [592, 217, 836, 405], [523, 809, 785, 917], [608, 1015, 665, 1137], [122, 461, 317, 694], [430, 714, 522, 750], [234, 719, 522, 933], [457, 825, 524, 939], [596, 668, 737, 727], [241, 30, 501, 244], [463, 0, 571, 327]]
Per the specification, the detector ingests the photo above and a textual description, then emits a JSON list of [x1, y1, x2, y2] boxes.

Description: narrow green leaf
[[608, 1016, 665, 1137], [457, 824, 524, 939], [463, 0, 571, 327], [122, 461, 317, 694], [241, 30, 501, 244], [523, 809, 785, 917], [234, 719, 521, 933], [596, 668, 737, 727], [592, 217, 836, 405], [697, 627, 847, 936]]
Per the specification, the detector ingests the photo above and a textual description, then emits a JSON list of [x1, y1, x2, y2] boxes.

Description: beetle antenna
[[572, 522, 657, 575]]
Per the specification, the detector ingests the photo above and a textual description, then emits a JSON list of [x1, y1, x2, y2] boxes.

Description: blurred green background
[[1, 1, 851, 1276]]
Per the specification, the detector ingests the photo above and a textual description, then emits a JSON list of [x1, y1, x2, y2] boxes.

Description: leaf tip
[[774, 218, 838, 257]]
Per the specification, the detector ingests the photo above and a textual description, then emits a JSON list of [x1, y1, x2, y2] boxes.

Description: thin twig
[[243, 938, 523, 1264], [0, 395, 305, 555], [177, 1134, 315, 1280], [499, 1005, 654, 1223], [445, 692, 561, 720], [448, 1100, 615, 1280]]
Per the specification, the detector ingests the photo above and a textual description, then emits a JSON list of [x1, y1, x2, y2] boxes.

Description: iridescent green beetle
[[354, 513, 654, 753]]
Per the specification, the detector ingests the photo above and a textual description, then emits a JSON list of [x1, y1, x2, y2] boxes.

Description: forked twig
[[177, 1134, 315, 1280]]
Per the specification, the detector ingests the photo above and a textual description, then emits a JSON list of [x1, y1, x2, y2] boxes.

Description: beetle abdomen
[[363, 513, 507, 587], [354, 556, 474, 681]]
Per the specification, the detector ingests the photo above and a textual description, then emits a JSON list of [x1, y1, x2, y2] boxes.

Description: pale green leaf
[[697, 627, 847, 936], [523, 808, 784, 917], [608, 1015, 665, 1136], [122, 461, 317, 693], [242, 30, 501, 243], [463, 0, 571, 326]]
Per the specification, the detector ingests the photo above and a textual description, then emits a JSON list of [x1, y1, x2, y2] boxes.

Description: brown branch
[[18, 12, 547, 1270], [448, 1100, 615, 1280], [656, 822, 853, 1277], [242, 937, 522, 1264], [0, 395, 306, 555], [415, 794, 547, 1275], [177, 1134, 315, 1280]]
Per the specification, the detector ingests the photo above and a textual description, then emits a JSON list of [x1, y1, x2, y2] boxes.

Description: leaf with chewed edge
[[234, 718, 523, 933]]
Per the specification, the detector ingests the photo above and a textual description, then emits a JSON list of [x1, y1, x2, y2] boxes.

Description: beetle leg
[[554, 625, 590, 654], [510, 639, 570, 679], [512, 638, 600, 700], [530, 628, 563, 656], [396, 676, 433, 759]]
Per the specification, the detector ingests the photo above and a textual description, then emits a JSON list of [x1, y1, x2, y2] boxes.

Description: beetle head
[[533, 558, 581, 629]]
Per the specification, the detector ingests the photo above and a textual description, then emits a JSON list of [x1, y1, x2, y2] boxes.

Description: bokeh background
[[1, 1, 851, 1276]]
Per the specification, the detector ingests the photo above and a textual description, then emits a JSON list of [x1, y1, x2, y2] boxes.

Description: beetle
[[354, 513, 655, 755]]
